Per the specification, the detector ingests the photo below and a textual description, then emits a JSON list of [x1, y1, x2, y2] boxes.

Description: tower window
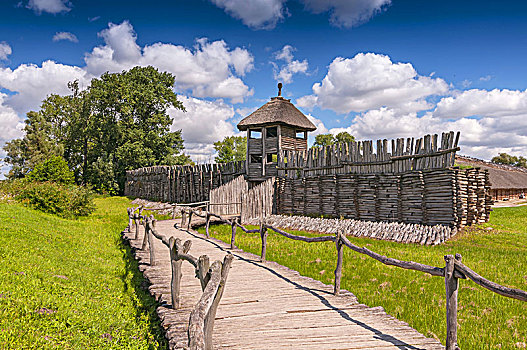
[[250, 154, 262, 163], [249, 129, 262, 139], [296, 131, 306, 139], [266, 127, 277, 138], [267, 153, 278, 163]]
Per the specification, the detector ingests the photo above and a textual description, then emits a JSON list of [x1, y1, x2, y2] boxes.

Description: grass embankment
[[0, 197, 167, 349], [199, 207, 527, 349]]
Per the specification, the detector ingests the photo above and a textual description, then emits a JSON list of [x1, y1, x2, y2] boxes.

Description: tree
[[25, 156, 75, 184], [213, 136, 247, 163], [313, 132, 355, 148], [491, 153, 527, 168], [3, 66, 192, 193]]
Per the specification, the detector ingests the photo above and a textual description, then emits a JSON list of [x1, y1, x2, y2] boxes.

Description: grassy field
[[198, 207, 527, 349], [0, 197, 167, 349]]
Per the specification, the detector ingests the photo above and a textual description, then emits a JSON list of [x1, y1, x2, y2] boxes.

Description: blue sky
[[1, 0, 527, 169]]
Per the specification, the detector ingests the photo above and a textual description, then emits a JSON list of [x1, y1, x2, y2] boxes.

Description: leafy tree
[[313, 134, 335, 147], [491, 153, 527, 168], [3, 66, 192, 193], [335, 131, 355, 144], [214, 136, 247, 163], [25, 156, 75, 184]]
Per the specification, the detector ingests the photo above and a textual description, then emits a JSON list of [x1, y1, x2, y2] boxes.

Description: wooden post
[[141, 218, 149, 250], [188, 210, 193, 230], [230, 218, 237, 249], [169, 238, 192, 309], [205, 213, 210, 238], [203, 254, 234, 350], [134, 215, 140, 240], [445, 254, 461, 350], [260, 218, 268, 262], [148, 218, 156, 266], [198, 255, 211, 291], [172, 205, 177, 219], [181, 210, 187, 228], [334, 230, 343, 296]]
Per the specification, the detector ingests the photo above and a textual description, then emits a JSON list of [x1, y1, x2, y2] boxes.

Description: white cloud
[[0, 60, 89, 114], [169, 96, 239, 160], [300, 0, 391, 28], [85, 21, 254, 103], [306, 114, 328, 136], [52, 31, 78, 43], [479, 75, 492, 82], [0, 93, 25, 178], [298, 53, 449, 114], [272, 45, 308, 84], [26, 0, 71, 14], [0, 42, 12, 61], [210, 0, 287, 29], [434, 89, 527, 119]]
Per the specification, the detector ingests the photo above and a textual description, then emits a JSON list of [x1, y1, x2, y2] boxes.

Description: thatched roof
[[237, 96, 317, 131], [456, 155, 527, 189]]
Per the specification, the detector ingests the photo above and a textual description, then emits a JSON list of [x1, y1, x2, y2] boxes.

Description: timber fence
[[180, 206, 527, 350], [126, 206, 233, 350]]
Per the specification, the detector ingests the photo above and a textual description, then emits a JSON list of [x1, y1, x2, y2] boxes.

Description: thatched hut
[[237, 83, 316, 182], [456, 155, 527, 200]]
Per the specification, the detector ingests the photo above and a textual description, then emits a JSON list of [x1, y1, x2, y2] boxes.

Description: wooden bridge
[[124, 218, 444, 349]]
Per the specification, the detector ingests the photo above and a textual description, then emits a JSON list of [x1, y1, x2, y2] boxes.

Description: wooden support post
[[141, 218, 149, 250], [203, 254, 234, 350], [134, 216, 140, 240], [205, 213, 211, 238], [334, 230, 343, 296], [181, 210, 187, 228], [188, 210, 193, 230], [445, 254, 461, 350], [260, 218, 268, 262], [169, 238, 192, 309], [172, 205, 177, 219], [198, 255, 211, 291], [230, 218, 237, 249], [148, 219, 156, 266]]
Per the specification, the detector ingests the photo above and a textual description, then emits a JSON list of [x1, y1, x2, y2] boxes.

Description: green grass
[[199, 208, 527, 349], [0, 197, 167, 349]]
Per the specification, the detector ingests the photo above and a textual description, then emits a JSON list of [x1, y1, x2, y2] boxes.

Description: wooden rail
[[182, 206, 527, 350], [126, 207, 233, 350]]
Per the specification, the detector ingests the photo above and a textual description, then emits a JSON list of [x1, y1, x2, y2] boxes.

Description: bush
[[25, 156, 75, 184], [0, 180, 95, 218]]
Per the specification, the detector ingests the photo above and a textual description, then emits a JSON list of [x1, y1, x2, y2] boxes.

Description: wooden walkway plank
[[123, 219, 444, 349]]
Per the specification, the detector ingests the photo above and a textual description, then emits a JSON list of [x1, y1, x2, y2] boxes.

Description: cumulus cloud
[[272, 45, 308, 84], [169, 96, 239, 160], [0, 60, 89, 113], [300, 0, 391, 28], [85, 21, 254, 103], [298, 53, 449, 114], [210, 0, 287, 29], [0, 93, 25, 178], [26, 0, 71, 14], [52, 31, 78, 43], [0, 42, 12, 61], [433, 89, 527, 119]]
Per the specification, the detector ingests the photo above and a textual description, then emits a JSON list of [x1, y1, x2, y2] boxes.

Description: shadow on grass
[[119, 237, 168, 350]]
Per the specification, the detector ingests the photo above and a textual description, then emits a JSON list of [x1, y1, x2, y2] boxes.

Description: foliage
[[213, 136, 247, 163], [0, 197, 167, 348], [0, 180, 95, 218], [3, 66, 192, 193], [492, 152, 527, 168], [199, 208, 527, 349], [25, 156, 75, 184], [313, 132, 355, 147]]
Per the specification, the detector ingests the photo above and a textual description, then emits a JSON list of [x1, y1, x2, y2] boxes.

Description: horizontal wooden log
[[265, 225, 335, 243]]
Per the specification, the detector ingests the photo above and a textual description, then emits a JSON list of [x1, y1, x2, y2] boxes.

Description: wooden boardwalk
[[123, 219, 444, 349]]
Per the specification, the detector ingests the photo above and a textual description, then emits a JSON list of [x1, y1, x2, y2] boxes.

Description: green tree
[[491, 153, 527, 168], [25, 156, 75, 184], [214, 136, 247, 163], [313, 134, 335, 147], [335, 131, 355, 144], [3, 66, 191, 193]]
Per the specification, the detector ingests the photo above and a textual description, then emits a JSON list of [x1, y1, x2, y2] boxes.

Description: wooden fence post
[[198, 255, 211, 291], [181, 210, 187, 228], [172, 205, 177, 219], [169, 238, 192, 309], [203, 254, 234, 350], [188, 210, 193, 230], [445, 254, 461, 350], [134, 215, 140, 240], [205, 213, 211, 238], [148, 218, 156, 266], [260, 217, 268, 262], [230, 218, 237, 249], [141, 218, 149, 250], [334, 230, 343, 296]]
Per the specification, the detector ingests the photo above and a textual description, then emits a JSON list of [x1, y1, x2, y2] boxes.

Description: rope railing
[[180, 205, 527, 350], [125, 207, 233, 350]]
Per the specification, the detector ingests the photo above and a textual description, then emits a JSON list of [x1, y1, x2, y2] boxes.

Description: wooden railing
[[181, 206, 527, 350], [126, 207, 233, 350]]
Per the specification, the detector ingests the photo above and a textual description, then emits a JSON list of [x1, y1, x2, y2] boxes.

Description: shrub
[[0, 180, 95, 218], [25, 156, 75, 184]]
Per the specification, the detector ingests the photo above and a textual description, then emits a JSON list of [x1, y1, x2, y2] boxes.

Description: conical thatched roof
[[237, 96, 317, 131]]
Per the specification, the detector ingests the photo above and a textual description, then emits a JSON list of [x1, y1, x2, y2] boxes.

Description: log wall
[[125, 161, 246, 203]]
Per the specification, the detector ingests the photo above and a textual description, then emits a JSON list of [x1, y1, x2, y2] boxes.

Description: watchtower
[[237, 83, 317, 182]]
